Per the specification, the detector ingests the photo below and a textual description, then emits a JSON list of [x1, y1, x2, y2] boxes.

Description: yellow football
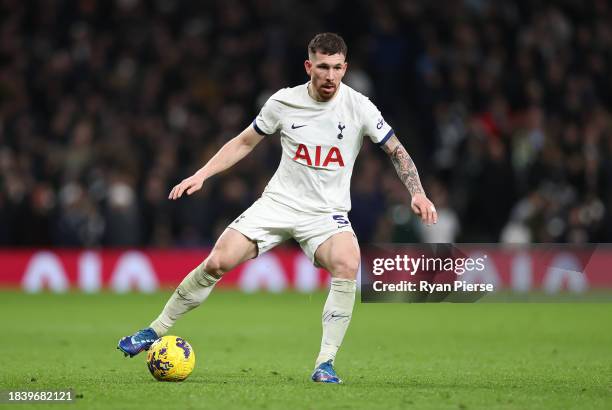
[[146, 336, 195, 381]]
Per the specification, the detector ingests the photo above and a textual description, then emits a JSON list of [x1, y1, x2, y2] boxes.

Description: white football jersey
[[253, 82, 393, 214]]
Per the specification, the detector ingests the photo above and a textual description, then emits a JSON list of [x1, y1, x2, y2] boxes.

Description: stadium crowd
[[1, 0, 612, 247]]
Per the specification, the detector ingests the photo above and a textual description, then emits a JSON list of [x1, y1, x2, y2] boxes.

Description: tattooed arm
[[381, 135, 425, 197], [381, 135, 437, 225]]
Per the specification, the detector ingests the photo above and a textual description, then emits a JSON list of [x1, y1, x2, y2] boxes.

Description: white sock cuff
[[330, 278, 357, 293], [194, 262, 220, 287]]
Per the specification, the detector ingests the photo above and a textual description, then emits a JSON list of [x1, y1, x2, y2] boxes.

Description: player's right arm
[[168, 126, 264, 200]]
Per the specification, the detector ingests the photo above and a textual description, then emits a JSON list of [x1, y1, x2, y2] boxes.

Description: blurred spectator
[[0, 0, 611, 246], [419, 178, 460, 243]]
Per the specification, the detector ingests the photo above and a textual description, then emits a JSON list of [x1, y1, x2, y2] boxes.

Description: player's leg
[[149, 228, 257, 336], [312, 231, 359, 382], [118, 228, 256, 357]]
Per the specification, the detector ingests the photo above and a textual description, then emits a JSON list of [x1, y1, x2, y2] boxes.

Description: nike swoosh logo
[[291, 124, 307, 129]]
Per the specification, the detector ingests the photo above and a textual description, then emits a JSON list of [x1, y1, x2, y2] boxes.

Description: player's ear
[[338, 62, 348, 80], [304, 59, 312, 75]]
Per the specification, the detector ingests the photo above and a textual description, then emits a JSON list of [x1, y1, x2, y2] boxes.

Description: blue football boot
[[311, 360, 342, 384], [117, 328, 159, 358]]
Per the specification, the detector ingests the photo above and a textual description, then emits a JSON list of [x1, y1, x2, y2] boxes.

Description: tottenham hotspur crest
[[337, 122, 345, 139]]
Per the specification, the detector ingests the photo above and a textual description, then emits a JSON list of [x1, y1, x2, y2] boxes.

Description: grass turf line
[[2, 291, 611, 409]]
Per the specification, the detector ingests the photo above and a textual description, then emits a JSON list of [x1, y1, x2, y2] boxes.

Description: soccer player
[[118, 33, 437, 383]]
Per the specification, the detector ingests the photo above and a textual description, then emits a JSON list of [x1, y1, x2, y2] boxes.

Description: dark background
[[1, 0, 611, 247]]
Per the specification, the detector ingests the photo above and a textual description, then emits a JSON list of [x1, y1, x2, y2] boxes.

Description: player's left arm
[[381, 134, 437, 225]]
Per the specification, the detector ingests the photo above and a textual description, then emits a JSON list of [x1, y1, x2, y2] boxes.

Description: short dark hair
[[308, 33, 347, 59]]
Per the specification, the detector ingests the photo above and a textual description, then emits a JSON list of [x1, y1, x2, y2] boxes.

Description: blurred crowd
[[1, 0, 612, 247]]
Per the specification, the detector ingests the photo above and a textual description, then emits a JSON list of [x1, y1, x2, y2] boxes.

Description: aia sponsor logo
[[292, 144, 345, 167]]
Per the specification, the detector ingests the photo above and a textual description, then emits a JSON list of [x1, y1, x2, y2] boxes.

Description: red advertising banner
[[0, 248, 330, 293], [0, 246, 611, 293]]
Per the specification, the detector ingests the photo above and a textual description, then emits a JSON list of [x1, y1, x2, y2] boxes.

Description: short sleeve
[[253, 99, 282, 136], [361, 98, 394, 146]]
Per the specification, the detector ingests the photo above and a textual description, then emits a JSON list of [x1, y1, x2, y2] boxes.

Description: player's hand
[[168, 172, 205, 200], [411, 193, 438, 226]]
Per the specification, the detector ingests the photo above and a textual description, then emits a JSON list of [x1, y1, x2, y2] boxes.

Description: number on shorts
[[333, 215, 349, 225]]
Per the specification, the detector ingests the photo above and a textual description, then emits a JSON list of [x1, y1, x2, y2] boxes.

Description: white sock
[[150, 262, 219, 336], [315, 278, 357, 368]]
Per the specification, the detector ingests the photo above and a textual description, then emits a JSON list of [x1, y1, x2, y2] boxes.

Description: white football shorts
[[228, 195, 355, 265]]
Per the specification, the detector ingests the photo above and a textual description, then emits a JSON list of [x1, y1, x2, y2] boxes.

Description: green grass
[[2, 291, 612, 409]]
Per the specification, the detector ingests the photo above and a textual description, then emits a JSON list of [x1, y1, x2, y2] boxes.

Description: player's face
[[305, 52, 347, 101]]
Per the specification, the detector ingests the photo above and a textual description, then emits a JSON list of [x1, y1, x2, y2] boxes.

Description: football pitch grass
[[2, 291, 611, 409]]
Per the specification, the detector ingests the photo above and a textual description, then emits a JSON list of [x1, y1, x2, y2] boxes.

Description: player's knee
[[329, 257, 360, 280], [202, 253, 231, 278]]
